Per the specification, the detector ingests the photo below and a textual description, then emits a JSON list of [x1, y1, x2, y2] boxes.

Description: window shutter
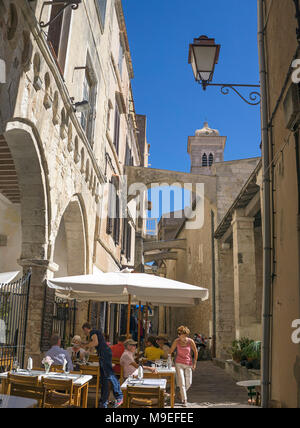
[[126, 224, 132, 261], [121, 218, 127, 254], [113, 104, 120, 154], [113, 195, 120, 245], [106, 180, 114, 235]]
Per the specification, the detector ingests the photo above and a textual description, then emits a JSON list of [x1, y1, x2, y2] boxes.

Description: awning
[[47, 271, 209, 307], [0, 271, 20, 284]]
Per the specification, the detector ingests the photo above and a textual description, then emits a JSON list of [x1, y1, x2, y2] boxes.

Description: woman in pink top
[[169, 326, 198, 407]]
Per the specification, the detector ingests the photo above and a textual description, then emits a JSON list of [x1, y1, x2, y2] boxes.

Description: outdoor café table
[[0, 394, 37, 408], [0, 370, 93, 408], [133, 367, 176, 408], [121, 378, 167, 408], [236, 380, 261, 406]]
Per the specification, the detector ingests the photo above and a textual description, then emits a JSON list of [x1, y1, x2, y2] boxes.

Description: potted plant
[[243, 341, 261, 370]]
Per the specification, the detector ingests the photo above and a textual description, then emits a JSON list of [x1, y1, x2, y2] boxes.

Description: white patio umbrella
[[0, 271, 20, 284], [47, 270, 209, 341], [47, 271, 208, 304]]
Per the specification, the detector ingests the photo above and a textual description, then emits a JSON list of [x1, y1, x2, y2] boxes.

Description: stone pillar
[[232, 209, 260, 340], [134, 232, 144, 272], [18, 259, 58, 367], [215, 241, 235, 359]]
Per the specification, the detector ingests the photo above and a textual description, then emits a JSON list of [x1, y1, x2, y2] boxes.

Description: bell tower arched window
[[202, 153, 208, 167], [209, 153, 214, 166]]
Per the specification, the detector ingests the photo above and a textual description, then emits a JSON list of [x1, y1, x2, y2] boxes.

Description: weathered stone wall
[[0, 0, 142, 364], [263, 0, 300, 408]]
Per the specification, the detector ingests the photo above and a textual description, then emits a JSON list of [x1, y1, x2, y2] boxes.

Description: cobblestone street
[[173, 361, 253, 409], [87, 361, 255, 409]]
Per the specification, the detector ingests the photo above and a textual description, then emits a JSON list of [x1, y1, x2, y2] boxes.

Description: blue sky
[[123, 0, 261, 174]]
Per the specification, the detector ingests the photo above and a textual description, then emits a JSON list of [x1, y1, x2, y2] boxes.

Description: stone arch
[[3, 120, 50, 262], [53, 195, 87, 276]]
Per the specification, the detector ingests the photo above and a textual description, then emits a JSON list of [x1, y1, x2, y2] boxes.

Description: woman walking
[[169, 326, 198, 407]]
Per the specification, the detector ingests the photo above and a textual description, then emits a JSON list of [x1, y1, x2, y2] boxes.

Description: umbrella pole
[[145, 303, 149, 342], [127, 294, 131, 339], [138, 301, 142, 355]]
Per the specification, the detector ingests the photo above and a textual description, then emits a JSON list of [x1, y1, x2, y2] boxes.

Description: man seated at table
[[110, 335, 126, 376], [120, 339, 157, 379], [46, 334, 74, 371]]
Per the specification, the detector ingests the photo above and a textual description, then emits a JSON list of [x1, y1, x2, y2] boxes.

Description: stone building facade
[[257, 0, 300, 408], [0, 0, 148, 364], [154, 123, 260, 342], [214, 162, 263, 359]]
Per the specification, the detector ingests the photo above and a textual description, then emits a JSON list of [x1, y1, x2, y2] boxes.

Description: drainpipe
[[258, 0, 272, 408], [211, 210, 217, 359]]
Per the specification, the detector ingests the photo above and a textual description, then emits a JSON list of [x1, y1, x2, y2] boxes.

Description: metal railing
[[0, 271, 31, 371]]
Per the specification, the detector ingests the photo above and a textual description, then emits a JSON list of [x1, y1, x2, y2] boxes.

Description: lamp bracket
[[201, 82, 261, 106], [32, 0, 82, 28]]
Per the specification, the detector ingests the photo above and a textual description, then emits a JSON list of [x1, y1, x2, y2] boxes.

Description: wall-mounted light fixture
[[29, 0, 82, 28], [188, 35, 261, 106]]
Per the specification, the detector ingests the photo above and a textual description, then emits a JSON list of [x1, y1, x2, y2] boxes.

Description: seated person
[[144, 336, 165, 363], [66, 335, 86, 361], [156, 336, 171, 359], [120, 339, 156, 379], [111, 335, 126, 375], [46, 334, 73, 371]]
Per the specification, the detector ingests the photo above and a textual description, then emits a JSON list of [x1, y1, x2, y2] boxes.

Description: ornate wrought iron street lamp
[[188, 35, 261, 106], [29, 0, 82, 28]]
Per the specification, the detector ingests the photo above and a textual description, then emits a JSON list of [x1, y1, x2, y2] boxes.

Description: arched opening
[[51, 196, 88, 347], [202, 153, 208, 167], [1, 121, 49, 363], [53, 196, 87, 277], [209, 153, 214, 167], [3, 122, 49, 263]]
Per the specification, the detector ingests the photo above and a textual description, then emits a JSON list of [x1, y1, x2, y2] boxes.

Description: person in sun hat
[[120, 339, 157, 379]]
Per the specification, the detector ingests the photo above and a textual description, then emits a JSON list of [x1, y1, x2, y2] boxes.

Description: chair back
[[0, 357, 13, 373], [7, 373, 46, 408], [126, 386, 164, 408], [50, 365, 63, 373], [42, 377, 74, 407], [88, 354, 99, 363], [112, 357, 124, 384]]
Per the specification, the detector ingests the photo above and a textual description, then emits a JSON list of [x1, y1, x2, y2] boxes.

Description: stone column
[[215, 241, 235, 359], [232, 209, 260, 340], [18, 259, 58, 367], [134, 232, 144, 272]]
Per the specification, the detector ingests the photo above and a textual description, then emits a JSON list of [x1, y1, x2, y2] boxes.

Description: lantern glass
[[189, 36, 220, 83]]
